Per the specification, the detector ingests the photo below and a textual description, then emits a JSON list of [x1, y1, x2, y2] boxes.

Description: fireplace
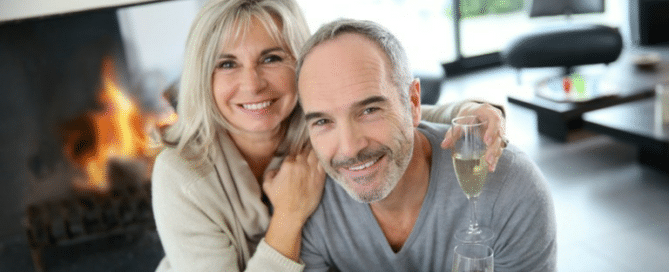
[[0, 1, 180, 271]]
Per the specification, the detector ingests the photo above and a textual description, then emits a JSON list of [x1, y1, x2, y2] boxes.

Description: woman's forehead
[[220, 13, 288, 53]]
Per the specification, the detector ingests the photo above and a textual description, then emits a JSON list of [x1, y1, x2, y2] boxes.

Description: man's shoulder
[[309, 177, 352, 220], [417, 121, 450, 141], [494, 144, 542, 181], [305, 177, 372, 232], [486, 143, 552, 210]]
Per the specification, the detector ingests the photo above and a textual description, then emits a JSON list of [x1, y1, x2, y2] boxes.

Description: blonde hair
[[163, 0, 310, 166]]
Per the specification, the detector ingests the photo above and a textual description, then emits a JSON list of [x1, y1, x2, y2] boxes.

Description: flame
[[82, 57, 147, 192], [62, 56, 175, 193]]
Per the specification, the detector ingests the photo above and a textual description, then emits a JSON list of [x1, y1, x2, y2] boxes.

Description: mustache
[[331, 146, 391, 169]]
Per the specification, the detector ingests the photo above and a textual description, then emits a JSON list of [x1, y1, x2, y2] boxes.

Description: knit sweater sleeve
[[152, 148, 304, 272], [421, 100, 506, 124], [420, 101, 461, 124], [247, 239, 305, 271]]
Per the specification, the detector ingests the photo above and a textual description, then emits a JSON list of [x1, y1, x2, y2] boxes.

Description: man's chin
[[341, 179, 388, 203], [346, 190, 383, 204], [328, 167, 391, 203]]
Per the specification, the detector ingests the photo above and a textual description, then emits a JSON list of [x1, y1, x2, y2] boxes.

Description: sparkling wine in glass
[[452, 244, 494, 272], [451, 116, 493, 243]]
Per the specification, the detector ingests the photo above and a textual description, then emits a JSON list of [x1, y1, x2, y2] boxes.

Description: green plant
[[446, 0, 524, 19]]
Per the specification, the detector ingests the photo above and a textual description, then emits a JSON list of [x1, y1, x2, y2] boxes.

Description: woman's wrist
[[264, 211, 305, 262]]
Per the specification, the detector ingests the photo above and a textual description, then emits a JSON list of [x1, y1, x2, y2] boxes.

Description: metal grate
[[23, 181, 154, 272]]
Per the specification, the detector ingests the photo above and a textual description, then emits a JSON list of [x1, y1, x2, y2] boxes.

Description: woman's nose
[[239, 67, 267, 93]]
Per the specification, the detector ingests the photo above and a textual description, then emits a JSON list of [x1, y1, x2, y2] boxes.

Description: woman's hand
[[442, 102, 507, 172], [262, 147, 326, 262], [263, 147, 326, 223]]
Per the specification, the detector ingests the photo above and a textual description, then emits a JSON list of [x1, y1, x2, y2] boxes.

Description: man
[[295, 18, 556, 271]]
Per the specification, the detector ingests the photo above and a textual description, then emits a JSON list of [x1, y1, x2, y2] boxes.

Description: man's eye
[[262, 55, 283, 64], [362, 107, 380, 115], [312, 119, 330, 127], [216, 61, 235, 69]]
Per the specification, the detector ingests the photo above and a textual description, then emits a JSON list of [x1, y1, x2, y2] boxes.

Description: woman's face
[[212, 17, 297, 137]]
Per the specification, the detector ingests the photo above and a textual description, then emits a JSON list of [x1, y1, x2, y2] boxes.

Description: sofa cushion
[[502, 24, 623, 69]]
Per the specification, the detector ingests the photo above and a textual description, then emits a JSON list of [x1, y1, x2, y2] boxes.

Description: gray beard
[[325, 130, 414, 204]]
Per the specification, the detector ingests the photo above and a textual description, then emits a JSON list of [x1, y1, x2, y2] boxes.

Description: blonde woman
[[151, 0, 507, 271]]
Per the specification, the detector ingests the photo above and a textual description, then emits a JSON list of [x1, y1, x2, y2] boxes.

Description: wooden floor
[[440, 66, 669, 271]]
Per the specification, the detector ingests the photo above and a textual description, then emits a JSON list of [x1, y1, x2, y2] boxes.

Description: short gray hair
[[296, 19, 413, 100]]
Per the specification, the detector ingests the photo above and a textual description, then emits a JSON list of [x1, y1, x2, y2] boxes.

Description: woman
[[151, 0, 507, 271]]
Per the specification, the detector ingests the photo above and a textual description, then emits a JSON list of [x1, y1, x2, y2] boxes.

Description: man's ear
[[409, 78, 421, 127]]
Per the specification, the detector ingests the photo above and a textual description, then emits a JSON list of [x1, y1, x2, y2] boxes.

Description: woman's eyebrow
[[216, 53, 235, 60], [261, 47, 287, 55], [216, 47, 285, 60]]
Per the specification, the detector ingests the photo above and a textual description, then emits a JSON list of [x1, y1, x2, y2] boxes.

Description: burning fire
[[62, 56, 176, 193]]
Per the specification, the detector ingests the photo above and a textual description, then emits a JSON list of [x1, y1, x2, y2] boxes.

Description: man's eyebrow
[[354, 96, 388, 108], [304, 112, 327, 122], [303, 96, 388, 122]]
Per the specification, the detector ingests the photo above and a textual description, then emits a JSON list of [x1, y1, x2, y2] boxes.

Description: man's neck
[[369, 129, 432, 252], [371, 130, 432, 211]]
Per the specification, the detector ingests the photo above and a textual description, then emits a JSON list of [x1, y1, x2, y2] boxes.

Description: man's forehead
[[298, 32, 402, 115], [299, 35, 391, 92], [300, 34, 387, 77]]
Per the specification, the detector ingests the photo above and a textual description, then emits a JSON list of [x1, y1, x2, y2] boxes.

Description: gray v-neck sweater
[[301, 121, 557, 271]]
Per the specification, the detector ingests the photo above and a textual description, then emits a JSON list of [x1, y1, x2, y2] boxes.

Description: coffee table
[[582, 98, 669, 174], [507, 47, 669, 142]]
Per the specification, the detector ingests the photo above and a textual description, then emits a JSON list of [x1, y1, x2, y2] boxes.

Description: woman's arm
[[152, 150, 246, 272], [152, 148, 314, 272], [421, 100, 505, 124], [262, 148, 326, 262], [421, 100, 507, 172]]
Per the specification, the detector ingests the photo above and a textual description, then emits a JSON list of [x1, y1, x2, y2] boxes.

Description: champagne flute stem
[[468, 197, 480, 233]]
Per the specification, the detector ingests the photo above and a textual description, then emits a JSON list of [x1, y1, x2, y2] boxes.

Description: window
[[459, 0, 527, 57], [297, 0, 624, 77], [297, 0, 456, 77]]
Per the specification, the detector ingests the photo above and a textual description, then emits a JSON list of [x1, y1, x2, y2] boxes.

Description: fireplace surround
[[0, 0, 184, 270]]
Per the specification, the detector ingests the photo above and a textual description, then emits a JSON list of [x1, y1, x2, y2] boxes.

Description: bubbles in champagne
[[452, 154, 488, 199]]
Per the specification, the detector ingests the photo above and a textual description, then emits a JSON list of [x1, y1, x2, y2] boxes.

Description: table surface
[[582, 98, 669, 144], [507, 46, 669, 117]]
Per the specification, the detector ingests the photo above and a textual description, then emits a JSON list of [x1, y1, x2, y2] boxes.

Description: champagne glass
[[452, 244, 494, 272], [451, 116, 493, 243]]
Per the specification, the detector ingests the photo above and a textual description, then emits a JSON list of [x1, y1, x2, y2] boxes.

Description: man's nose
[[337, 121, 367, 159], [239, 67, 267, 93]]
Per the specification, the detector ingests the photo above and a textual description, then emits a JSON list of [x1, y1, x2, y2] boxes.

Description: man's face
[[298, 33, 421, 203]]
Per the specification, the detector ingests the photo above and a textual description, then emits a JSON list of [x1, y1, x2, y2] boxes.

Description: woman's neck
[[228, 126, 285, 183]]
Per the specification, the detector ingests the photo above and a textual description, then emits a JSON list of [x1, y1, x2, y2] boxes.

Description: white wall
[[116, 0, 198, 106], [0, 0, 159, 22]]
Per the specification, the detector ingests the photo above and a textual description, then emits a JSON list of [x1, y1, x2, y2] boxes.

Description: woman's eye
[[216, 61, 235, 69], [262, 55, 283, 64]]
